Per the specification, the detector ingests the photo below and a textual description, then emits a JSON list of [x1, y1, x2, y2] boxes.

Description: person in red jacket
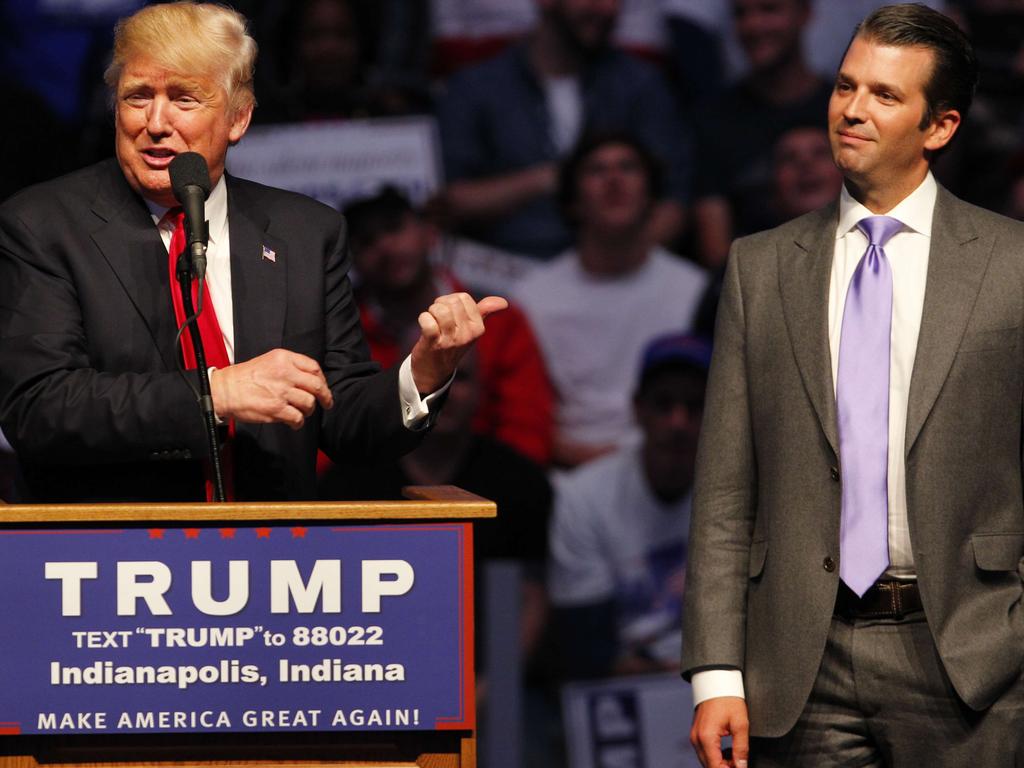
[[343, 187, 554, 466]]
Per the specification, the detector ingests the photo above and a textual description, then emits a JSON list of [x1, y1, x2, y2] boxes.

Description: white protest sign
[[227, 117, 442, 210], [562, 673, 703, 768]]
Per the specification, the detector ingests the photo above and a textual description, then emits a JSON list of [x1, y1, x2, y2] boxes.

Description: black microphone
[[169, 152, 211, 279], [168, 152, 224, 501]]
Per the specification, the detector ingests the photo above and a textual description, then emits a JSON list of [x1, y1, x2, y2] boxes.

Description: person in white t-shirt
[[514, 132, 708, 468], [548, 331, 710, 678]]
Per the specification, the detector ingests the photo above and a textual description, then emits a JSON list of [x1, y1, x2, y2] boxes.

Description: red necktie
[[166, 209, 235, 500]]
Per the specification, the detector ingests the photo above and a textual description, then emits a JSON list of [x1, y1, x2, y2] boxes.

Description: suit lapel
[[779, 203, 840, 455], [226, 178, 288, 364], [905, 188, 990, 454], [89, 161, 179, 370]]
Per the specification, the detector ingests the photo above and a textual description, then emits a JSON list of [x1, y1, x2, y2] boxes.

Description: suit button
[[830, 466, 840, 481], [823, 556, 836, 573]]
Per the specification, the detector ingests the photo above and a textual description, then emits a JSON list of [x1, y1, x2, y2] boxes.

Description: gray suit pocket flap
[[971, 533, 1024, 571], [960, 327, 1018, 352], [748, 539, 768, 578]]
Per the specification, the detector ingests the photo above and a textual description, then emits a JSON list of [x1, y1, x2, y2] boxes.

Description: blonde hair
[[104, 2, 257, 114]]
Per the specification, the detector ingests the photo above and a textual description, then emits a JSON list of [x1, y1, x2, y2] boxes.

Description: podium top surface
[[0, 485, 497, 524]]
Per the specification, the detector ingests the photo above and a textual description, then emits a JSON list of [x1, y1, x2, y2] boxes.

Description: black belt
[[834, 579, 922, 620]]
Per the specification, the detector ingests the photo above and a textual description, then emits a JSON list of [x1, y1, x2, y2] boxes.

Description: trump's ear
[[228, 103, 254, 146]]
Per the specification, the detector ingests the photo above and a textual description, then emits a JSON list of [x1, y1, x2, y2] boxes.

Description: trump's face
[[115, 57, 252, 207]]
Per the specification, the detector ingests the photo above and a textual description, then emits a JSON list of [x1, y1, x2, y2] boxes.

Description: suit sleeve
[[0, 202, 207, 464], [681, 238, 758, 677], [316, 214, 423, 462]]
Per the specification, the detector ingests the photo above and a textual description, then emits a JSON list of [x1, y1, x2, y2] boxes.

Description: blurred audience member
[[692, 0, 831, 267], [663, 0, 728, 109], [435, 0, 690, 260], [373, 0, 432, 102], [257, 0, 429, 123], [514, 133, 707, 468], [770, 123, 844, 223], [548, 332, 708, 679], [935, 1, 1024, 210], [344, 188, 554, 465], [691, 124, 841, 349]]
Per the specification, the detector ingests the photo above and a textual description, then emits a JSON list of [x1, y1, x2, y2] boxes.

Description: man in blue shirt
[[435, 0, 691, 260]]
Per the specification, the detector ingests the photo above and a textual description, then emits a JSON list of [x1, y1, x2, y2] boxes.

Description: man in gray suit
[[682, 5, 1024, 767]]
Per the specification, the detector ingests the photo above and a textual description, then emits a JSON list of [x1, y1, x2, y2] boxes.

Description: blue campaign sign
[[0, 523, 473, 736]]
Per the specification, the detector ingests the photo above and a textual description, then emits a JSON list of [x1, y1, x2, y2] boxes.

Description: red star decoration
[[291, 527, 308, 539], [148, 529, 165, 540], [256, 528, 272, 539], [219, 528, 236, 539], [184, 529, 201, 539]]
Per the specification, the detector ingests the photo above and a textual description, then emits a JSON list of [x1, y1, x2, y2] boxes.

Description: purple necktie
[[837, 215, 902, 597]]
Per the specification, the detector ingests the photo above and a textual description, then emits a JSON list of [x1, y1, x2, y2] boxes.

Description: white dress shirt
[[691, 173, 937, 707], [147, 175, 437, 428], [829, 172, 936, 578]]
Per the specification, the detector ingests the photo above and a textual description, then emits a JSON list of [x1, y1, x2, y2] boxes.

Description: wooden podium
[[0, 486, 494, 768]]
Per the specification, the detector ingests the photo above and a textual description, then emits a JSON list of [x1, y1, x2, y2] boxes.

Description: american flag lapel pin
[[261, 244, 277, 263]]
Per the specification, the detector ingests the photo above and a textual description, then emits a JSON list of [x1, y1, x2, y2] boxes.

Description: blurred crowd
[[2, 0, 1024, 763]]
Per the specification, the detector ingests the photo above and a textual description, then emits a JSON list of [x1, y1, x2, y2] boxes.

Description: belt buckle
[[877, 581, 903, 619]]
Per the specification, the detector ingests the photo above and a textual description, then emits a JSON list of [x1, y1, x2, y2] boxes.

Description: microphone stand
[[176, 250, 227, 502]]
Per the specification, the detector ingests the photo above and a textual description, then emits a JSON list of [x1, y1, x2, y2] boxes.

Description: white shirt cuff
[[207, 367, 226, 425], [398, 355, 451, 430], [690, 669, 745, 707]]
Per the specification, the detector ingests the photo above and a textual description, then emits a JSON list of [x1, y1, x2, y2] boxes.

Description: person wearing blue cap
[[548, 332, 710, 679]]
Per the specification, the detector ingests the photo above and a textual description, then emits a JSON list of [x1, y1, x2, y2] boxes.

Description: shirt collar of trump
[[145, 173, 229, 247], [835, 171, 937, 242]]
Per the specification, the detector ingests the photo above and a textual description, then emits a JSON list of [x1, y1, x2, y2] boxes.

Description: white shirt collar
[[836, 171, 937, 240], [145, 173, 229, 246]]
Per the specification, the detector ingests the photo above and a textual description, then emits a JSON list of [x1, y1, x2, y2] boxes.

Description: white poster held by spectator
[[562, 673, 703, 768], [226, 117, 442, 210]]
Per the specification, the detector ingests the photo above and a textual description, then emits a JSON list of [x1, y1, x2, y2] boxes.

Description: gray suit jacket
[[681, 186, 1024, 737]]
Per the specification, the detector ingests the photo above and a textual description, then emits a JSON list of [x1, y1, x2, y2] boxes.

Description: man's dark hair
[[557, 131, 665, 227], [342, 186, 415, 251], [853, 3, 979, 129]]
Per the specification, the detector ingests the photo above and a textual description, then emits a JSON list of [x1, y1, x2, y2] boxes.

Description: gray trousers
[[751, 611, 1024, 767]]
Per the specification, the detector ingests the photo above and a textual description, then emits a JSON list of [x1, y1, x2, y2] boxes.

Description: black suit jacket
[[0, 159, 420, 502]]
